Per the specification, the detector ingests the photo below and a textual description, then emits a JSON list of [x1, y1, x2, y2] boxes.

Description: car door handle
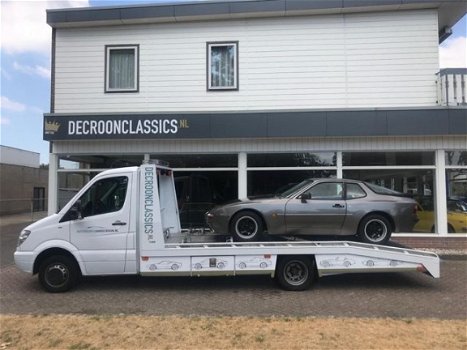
[[332, 204, 345, 208], [112, 221, 127, 226]]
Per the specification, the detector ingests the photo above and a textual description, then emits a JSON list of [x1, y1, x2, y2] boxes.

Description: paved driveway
[[1, 223, 466, 319]]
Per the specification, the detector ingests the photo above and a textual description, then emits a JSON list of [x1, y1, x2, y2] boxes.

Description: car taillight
[[413, 205, 418, 215]]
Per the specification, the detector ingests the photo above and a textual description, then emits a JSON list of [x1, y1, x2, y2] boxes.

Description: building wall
[[0, 164, 49, 215], [0, 145, 40, 168], [54, 9, 439, 113], [53, 135, 467, 155]]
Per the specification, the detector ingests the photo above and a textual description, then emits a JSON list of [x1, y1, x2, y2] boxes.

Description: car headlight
[[17, 230, 31, 247]]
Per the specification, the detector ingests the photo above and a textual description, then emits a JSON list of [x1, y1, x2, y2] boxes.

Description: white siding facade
[[54, 9, 439, 113]]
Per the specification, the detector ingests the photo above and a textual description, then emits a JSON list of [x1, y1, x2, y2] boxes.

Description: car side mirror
[[300, 193, 312, 203], [70, 199, 83, 220]]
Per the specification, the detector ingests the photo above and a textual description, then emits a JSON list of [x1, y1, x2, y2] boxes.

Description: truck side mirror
[[300, 193, 312, 203], [70, 199, 83, 220]]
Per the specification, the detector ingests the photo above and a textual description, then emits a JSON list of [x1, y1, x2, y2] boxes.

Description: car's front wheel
[[229, 211, 264, 242], [358, 214, 392, 244]]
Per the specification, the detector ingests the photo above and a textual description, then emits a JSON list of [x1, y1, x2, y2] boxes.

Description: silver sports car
[[206, 179, 418, 243]]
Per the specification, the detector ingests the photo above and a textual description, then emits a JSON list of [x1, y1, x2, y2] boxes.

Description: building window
[[445, 150, 467, 234], [343, 152, 434, 166], [248, 152, 336, 167], [246, 152, 337, 197], [105, 45, 139, 92], [207, 42, 238, 90]]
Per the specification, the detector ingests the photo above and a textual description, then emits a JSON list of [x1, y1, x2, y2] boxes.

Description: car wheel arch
[[229, 209, 268, 233], [359, 211, 395, 233]]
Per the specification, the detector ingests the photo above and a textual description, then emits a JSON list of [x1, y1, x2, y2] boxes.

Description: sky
[[1, 0, 466, 164]]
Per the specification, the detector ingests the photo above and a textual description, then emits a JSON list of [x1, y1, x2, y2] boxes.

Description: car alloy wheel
[[235, 216, 259, 239], [364, 219, 388, 243]]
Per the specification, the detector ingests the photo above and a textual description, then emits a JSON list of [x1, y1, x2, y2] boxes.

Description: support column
[[435, 150, 448, 235], [48, 153, 58, 215], [238, 152, 247, 199], [336, 151, 343, 178]]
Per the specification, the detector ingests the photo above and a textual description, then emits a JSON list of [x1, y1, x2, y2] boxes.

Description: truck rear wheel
[[38, 255, 79, 293], [276, 256, 316, 291]]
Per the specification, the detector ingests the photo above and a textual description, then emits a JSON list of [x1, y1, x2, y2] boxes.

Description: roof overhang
[[47, 0, 466, 42]]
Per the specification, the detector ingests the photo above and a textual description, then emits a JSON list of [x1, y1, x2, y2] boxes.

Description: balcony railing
[[436, 68, 467, 106]]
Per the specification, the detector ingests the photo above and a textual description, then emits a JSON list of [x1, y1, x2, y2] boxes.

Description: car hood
[[210, 196, 281, 211]]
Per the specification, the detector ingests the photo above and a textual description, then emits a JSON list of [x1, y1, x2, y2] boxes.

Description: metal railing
[[436, 68, 467, 106]]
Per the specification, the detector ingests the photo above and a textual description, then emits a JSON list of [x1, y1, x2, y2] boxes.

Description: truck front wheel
[[38, 255, 79, 293], [276, 256, 316, 291]]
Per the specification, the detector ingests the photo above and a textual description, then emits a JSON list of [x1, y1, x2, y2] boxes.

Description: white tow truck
[[14, 161, 440, 292]]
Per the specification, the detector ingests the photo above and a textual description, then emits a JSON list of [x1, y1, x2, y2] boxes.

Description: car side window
[[80, 176, 128, 217], [303, 183, 343, 200], [346, 183, 367, 199]]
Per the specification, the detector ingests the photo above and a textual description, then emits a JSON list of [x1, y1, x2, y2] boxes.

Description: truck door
[[285, 182, 346, 235], [68, 173, 132, 275]]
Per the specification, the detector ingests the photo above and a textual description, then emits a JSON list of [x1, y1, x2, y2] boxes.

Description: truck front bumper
[[14, 251, 35, 274]]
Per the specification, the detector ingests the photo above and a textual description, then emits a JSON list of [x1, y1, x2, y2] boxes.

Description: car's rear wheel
[[276, 256, 315, 291], [230, 211, 264, 242], [358, 214, 392, 244]]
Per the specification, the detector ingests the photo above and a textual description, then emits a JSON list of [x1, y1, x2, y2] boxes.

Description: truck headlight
[[17, 230, 31, 247]]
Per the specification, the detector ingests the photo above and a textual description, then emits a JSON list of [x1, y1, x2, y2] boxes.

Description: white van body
[[14, 162, 440, 292]]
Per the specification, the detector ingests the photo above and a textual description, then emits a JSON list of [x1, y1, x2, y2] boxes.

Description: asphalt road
[[1, 222, 466, 319]]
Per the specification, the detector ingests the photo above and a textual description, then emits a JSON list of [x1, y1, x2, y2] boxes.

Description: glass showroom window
[[343, 151, 436, 234], [105, 45, 139, 92], [207, 42, 238, 90], [445, 151, 467, 234], [155, 154, 238, 229], [247, 152, 337, 197]]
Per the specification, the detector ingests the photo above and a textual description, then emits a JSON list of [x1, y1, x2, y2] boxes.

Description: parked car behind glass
[[414, 199, 467, 233], [206, 179, 418, 243]]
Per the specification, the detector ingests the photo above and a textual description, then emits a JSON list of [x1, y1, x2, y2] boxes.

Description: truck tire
[[276, 256, 315, 291], [230, 211, 264, 242], [358, 214, 392, 244], [38, 255, 79, 293]]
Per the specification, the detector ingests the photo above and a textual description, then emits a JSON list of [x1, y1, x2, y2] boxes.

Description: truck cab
[[15, 163, 180, 291]]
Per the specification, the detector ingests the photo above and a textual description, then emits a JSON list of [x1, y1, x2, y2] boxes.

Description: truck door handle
[[112, 221, 127, 226], [332, 204, 345, 208]]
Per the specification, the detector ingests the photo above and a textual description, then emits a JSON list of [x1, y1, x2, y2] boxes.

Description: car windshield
[[277, 180, 314, 198], [365, 182, 404, 196]]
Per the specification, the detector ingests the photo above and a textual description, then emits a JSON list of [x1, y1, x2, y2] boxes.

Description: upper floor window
[[207, 42, 238, 90], [105, 45, 139, 92]]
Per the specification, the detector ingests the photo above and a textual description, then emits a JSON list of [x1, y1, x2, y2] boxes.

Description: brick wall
[[394, 236, 467, 250]]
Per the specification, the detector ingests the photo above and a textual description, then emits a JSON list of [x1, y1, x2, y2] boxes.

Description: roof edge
[[46, 0, 466, 34]]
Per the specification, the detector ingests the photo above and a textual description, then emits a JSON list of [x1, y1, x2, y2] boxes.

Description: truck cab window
[[80, 176, 128, 217]]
